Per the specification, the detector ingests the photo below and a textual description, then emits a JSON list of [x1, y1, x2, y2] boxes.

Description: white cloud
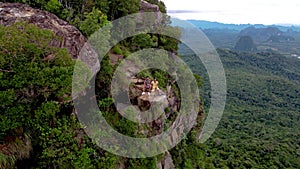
[[162, 0, 300, 25]]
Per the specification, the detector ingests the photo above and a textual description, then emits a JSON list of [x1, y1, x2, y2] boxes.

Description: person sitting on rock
[[151, 77, 159, 93], [142, 76, 152, 95]]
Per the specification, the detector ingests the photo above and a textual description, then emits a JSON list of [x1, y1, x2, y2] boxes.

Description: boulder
[[138, 0, 163, 26]]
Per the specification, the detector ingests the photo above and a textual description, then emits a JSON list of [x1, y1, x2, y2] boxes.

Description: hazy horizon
[[170, 15, 300, 27], [163, 0, 300, 26]]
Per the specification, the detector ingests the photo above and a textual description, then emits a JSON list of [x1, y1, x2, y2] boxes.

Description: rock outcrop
[[140, 0, 160, 12], [138, 0, 163, 26], [129, 76, 202, 169], [130, 77, 179, 133], [157, 152, 175, 169], [0, 2, 99, 76]]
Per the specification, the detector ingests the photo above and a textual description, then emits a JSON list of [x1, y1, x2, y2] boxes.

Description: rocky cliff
[[0, 2, 202, 169]]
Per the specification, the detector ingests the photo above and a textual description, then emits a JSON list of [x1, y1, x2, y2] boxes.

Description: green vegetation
[[0, 1, 185, 168], [207, 49, 300, 168], [178, 47, 300, 168], [0, 22, 76, 167], [112, 45, 123, 55], [1, 0, 299, 168]]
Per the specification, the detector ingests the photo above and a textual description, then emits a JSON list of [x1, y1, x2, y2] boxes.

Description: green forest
[[180, 47, 300, 168], [1, 0, 300, 169]]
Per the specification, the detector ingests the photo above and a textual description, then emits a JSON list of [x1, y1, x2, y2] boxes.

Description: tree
[[0, 22, 75, 167], [108, 0, 140, 20], [79, 7, 109, 37]]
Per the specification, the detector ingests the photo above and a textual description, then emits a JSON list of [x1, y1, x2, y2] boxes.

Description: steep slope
[[1, 1, 204, 168]]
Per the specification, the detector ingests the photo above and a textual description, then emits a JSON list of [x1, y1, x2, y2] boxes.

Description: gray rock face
[[157, 152, 175, 169], [0, 2, 99, 76], [140, 0, 160, 12], [139, 0, 163, 26]]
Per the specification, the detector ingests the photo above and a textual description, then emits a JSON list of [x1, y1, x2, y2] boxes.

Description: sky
[[162, 0, 300, 25]]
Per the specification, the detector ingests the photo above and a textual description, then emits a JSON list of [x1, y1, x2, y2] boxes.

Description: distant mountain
[[234, 36, 257, 52], [202, 28, 239, 49], [239, 26, 295, 43], [182, 20, 300, 55], [187, 20, 300, 32], [240, 26, 280, 43], [267, 35, 295, 43]]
